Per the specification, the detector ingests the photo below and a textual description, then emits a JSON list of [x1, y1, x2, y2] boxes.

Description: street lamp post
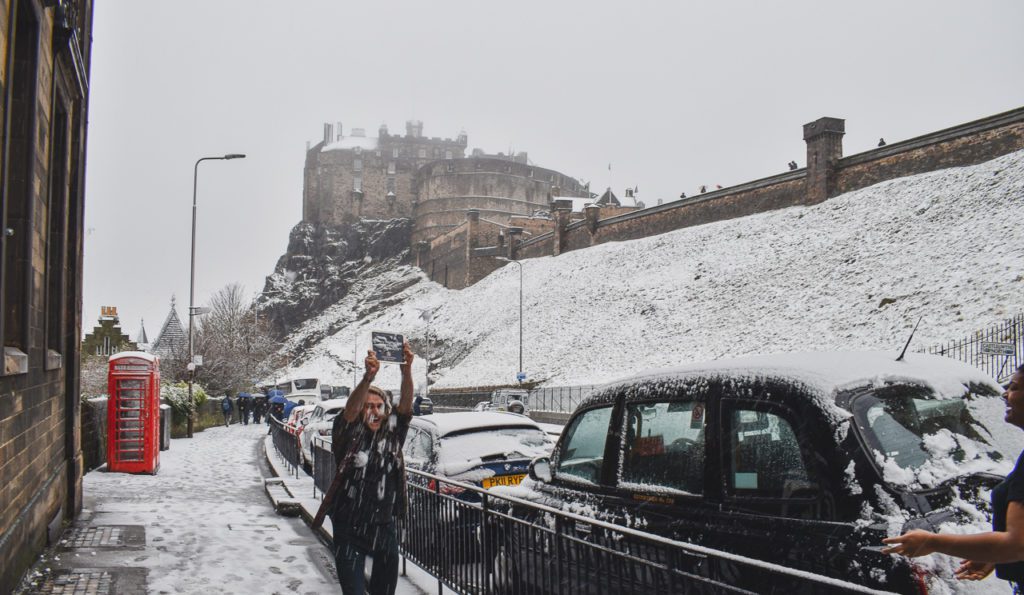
[[496, 258, 523, 383], [187, 153, 245, 438]]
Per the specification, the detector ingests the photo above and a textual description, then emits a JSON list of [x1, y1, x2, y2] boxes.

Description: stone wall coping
[[474, 246, 500, 257], [416, 197, 551, 210], [839, 105, 1024, 168], [567, 169, 806, 233], [519, 230, 555, 248]]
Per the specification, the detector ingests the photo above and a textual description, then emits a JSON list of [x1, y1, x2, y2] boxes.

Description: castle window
[[375, 150, 381, 157], [388, 162, 396, 175], [353, 158, 362, 172], [353, 177, 362, 191], [393, 148, 400, 158], [354, 146, 362, 155], [446, 163, 455, 173], [418, 148, 427, 159], [445, 150, 453, 160], [528, 169, 534, 177]]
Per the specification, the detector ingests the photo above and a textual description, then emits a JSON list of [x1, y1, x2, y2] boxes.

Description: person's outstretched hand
[[881, 530, 935, 557], [955, 560, 995, 581], [400, 341, 414, 375], [364, 349, 380, 381]]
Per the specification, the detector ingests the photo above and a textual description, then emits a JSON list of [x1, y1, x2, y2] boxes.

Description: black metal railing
[[311, 435, 334, 494], [269, 417, 301, 477], [924, 313, 1022, 383], [303, 440, 890, 594], [528, 385, 600, 413]]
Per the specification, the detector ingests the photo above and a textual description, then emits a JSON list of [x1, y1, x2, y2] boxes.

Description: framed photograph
[[372, 331, 405, 364]]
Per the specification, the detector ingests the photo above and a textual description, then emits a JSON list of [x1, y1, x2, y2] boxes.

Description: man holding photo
[[328, 340, 414, 595]]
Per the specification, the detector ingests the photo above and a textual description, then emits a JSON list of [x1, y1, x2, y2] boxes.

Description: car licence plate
[[482, 474, 526, 489]]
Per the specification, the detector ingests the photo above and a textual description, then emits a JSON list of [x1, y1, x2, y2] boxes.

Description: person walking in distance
[[221, 395, 234, 427], [238, 395, 249, 426], [327, 341, 415, 595]]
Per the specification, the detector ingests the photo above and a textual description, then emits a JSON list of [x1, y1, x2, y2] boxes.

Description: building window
[[393, 148, 400, 158], [2, 0, 41, 364], [418, 148, 427, 159], [353, 177, 362, 191], [45, 99, 71, 357], [354, 146, 362, 155], [446, 163, 455, 173], [445, 150, 453, 160], [388, 162, 396, 175], [353, 158, 362, 172]]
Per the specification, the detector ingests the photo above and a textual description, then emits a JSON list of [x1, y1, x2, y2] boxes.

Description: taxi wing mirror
[[529, 457, 552, 483]]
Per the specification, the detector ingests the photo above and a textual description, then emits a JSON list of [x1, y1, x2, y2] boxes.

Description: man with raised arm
[[327, 341, 414, 595]]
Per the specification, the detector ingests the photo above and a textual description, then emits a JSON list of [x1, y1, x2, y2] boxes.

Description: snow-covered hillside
[[279, 150, 1024, 392]]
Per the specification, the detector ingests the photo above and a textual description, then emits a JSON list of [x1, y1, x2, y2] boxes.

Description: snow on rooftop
[[281, 149, 1024, 395], [323, 135, 379, 152]]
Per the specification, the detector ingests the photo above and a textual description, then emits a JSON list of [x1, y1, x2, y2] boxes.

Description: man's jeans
[[333, 523, 399, 595]]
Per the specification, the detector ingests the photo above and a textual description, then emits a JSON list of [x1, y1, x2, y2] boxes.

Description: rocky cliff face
[[257, 219, 415, 338]]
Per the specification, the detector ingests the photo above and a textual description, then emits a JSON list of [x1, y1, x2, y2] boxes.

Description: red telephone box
[[107, 352, 161, 474]]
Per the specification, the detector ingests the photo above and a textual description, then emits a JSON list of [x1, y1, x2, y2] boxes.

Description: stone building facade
[[81, 306, 137, 357], [302, 120, 590, 242], [303, 120, 469, 226], [0, 0, 94, 591]]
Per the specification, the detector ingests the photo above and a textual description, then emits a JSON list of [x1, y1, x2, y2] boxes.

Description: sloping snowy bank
[[280, 149, 1024, 394]]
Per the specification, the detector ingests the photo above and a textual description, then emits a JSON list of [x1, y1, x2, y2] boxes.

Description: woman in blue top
[[883, 364, 1024, 589]]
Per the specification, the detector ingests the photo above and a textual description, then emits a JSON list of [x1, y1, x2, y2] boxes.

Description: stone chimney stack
[[507, 226, 523, 259], [803, 117, 845, 204]]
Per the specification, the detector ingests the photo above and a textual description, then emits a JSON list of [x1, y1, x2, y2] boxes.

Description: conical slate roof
[[151, 297, 186, 360], [136, 319, 149, 345]]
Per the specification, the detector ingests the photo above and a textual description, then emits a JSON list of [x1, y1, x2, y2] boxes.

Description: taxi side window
[[728, 409, 811, 498], [556, 406, 613, 484], [622, 401, 705, 495]]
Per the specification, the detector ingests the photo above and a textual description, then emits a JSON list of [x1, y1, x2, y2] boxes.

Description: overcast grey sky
[[82, 0, 1024, 341]]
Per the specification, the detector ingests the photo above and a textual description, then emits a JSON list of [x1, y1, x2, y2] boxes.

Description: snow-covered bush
[[162, 381, 207, 416]]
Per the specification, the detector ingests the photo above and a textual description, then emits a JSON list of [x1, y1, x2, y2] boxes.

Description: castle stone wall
[[411, 157, 588, 244]]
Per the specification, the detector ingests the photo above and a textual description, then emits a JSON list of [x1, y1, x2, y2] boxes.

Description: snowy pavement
[[18, 424, 340, 594]]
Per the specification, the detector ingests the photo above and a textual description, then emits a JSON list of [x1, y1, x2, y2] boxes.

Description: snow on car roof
[[316, 398, 348, 410], [412, 411, 544, 437], [588, 350, 1002, 417]]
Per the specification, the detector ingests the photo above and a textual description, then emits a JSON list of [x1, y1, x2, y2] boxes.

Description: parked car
[[413, 395, 433, 416], [405, 412, 555, 494], [284, 404, 316, 437], [491, 388, 530, 412], [473, 400, 498, 412], [498, 351, 1013, 593], [404, 412, 555, 561], [298, 398, 347, 468]]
